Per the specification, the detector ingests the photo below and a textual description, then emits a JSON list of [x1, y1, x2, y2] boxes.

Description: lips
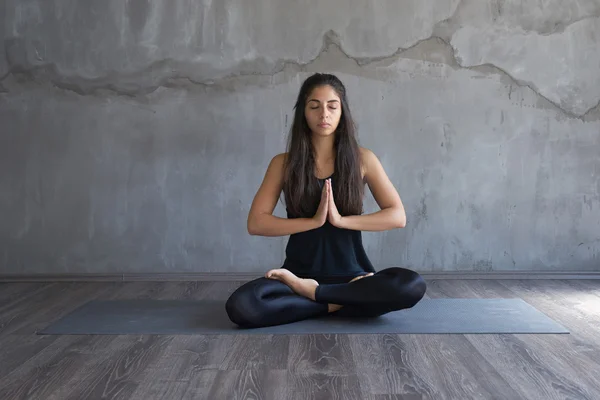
[[318, 123, 331, 128]]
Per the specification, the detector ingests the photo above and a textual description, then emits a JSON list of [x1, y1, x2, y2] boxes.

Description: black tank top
[[281, 173, 376, 282]]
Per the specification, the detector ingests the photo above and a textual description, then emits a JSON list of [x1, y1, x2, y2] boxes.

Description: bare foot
[[349, 272, 374, 283], [265, 270, 374, 313], [328, 303, 343, 312], [265, 269, 319, 301]]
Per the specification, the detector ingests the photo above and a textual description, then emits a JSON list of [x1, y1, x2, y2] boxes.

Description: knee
[[383, 267, 426, 308], [225, 286, 260, 328], [408, 274, 427, 307], [225, 290, 243, 325]]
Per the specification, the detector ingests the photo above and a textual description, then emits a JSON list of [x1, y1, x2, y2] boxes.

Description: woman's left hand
[[327, 179, 345, 228]]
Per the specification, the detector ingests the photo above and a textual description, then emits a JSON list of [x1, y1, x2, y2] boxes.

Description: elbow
[[247, 216, 259, 236], [247, 213, 265, 236], [396, 209, 407, 229], [247, 223, 261, 236]]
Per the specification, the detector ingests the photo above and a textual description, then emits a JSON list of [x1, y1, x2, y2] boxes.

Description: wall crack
[[1, 28, 596, 120]]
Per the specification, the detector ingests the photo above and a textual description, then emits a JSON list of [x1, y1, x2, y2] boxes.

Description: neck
[[311, 133, 335, 163]]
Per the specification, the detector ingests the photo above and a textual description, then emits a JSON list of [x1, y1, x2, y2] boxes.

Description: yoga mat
[[37, 298, 569, 335]]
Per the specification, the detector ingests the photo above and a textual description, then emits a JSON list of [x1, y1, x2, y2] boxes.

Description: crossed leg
[[225, 267, 426, 328]]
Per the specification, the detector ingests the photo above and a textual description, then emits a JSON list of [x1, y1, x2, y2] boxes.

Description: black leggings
[[225, 267, 427, 328]]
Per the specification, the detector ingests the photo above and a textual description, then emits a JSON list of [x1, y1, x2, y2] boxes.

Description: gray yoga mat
[[37, 298, 569, 335]]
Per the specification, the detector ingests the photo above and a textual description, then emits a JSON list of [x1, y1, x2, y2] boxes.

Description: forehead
[[307, 85, 340, 102]]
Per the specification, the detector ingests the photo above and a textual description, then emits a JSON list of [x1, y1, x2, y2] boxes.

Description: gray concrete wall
[[1, 0, 599, 275]]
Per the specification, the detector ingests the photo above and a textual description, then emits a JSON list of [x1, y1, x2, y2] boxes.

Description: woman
[[225, 73, 426, 328]]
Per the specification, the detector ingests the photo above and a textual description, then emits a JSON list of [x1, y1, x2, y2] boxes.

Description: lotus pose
[[225, 73, 426, 328]]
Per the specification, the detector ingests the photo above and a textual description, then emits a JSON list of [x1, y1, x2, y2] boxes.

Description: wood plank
[[0, 282, 50, 308], [206, 370, 287, 400], [284, 334, 369, 399], [131, 368, 218, 400], [466, 333, 596, 400], [0, 280, 598, 400], [220, 334, 290, 370], [351, 332, 522, 399], [0, 282, 172, 400], [54, 335, 172, 400], [367, 395, 423, 400], [41, 336, 142, 400], [283, 372, 365, 400], [428, 279, 600, 399], [0, 334, 59, 381], [566, 279, 600, 297], [349, 334, 439, 398], [496, 279, 600, 344], [46, 282, 203, 399], [13, 283, 118, 335], [0, 282, 113, 337], [0, 335, 117, 400], [287, 334, 356, 376], [43, 282, 197, 400], [127, 336, 219, 400], [0, 284, 57, 337]]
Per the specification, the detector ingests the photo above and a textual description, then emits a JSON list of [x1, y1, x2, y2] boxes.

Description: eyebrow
[[308, 99, 340, 103]]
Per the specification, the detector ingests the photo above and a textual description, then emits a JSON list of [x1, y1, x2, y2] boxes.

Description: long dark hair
[[283, 73, 364, 218]]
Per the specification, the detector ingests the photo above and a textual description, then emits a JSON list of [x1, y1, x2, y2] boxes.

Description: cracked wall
[[1, 0, 599, 274]]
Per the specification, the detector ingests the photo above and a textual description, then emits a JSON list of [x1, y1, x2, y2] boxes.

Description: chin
[[312, 127, 336, 137]]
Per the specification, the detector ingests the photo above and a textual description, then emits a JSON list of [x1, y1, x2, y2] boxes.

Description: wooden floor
[[0, 279, 599, 400]]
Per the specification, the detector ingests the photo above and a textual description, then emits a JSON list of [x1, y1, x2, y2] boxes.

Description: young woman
[[225, 73, 426, 328]]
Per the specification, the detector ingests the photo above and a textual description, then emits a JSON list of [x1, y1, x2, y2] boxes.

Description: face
[[304, 85, 342, 137]]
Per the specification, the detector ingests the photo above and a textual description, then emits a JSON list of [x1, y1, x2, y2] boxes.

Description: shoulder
[[359, 147, 376, 162], [359, 147, 378, 178], [265, 152, 288, 179], [270, 152, 288, 168]]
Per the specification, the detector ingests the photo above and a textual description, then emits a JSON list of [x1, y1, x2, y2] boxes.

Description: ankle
[[328, 303, 343, 313]]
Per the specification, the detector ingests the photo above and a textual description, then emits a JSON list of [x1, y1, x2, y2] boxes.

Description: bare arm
[[339, 148, 406, 231], [247, 153, 321, 237]]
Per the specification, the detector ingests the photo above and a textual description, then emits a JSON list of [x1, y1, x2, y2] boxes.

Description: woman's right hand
[[313, 180, 329, 227]]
